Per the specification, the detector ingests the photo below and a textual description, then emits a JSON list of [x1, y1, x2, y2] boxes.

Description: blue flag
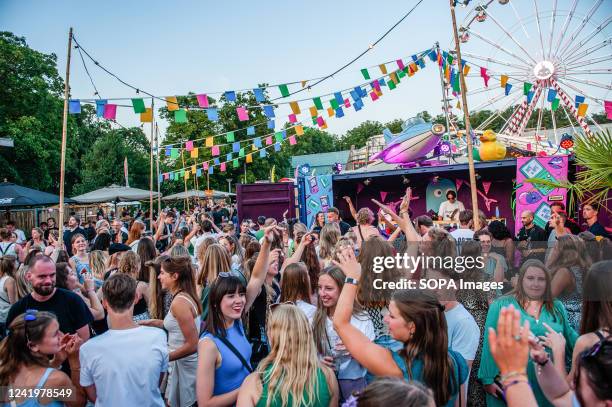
[[96, 100, 107, 117], [254, 137, 262, 148], [206, 108, 218, 121], [214, 158, 220, 165], [259, 149, 267, 158], [253, 88, 265, 102], [505, 83, 513, 96], [335, 107, 344, 118], [334, 92, 344, 106], [247, 126, 255, 135], [69, 99, 81, 114], [274, 143, 281, 152], [267, 120, 275, 129], [547, 89, 557, 102], [263, 105, 275, 118], [575, 95, 585, 108], [225, 91, 236, 102]]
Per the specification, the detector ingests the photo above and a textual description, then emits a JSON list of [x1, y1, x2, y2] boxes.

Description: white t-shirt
[[80, 326, 169, 407], [326, 312, 375, 380], [296, 300, 316, 322], [450, 228, 474, 254], [14, 229, 26, 244], [445, 303, 480, 361], [193, 232, 220, 256], [438, 200, 465, 221]]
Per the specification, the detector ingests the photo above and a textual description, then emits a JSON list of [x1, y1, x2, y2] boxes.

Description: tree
[[384, 119, 404, 133], [336, 120, 383, 150]]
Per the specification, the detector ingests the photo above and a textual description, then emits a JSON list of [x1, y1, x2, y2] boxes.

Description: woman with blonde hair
[[69, 233, 90, 283], [318, 223, 340, 268], [197, 243, 235, 321], [43, 229, 63, 257], [237, 304, 339, 407], [195, 236, 217, 269], [117, 251, 150, 321], [88, 250, 107, 287], [350, 207, 380, 248]]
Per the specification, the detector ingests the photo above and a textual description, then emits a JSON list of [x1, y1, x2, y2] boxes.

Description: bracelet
[[502, 379, 530, 397], [344, 277, 359, 286], [499, 371, 527, 383]]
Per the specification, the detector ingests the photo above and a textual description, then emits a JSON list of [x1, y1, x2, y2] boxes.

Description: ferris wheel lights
[[559, 133, 574, 149]]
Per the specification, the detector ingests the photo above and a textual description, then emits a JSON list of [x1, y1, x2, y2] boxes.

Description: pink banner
[[380, 191, 388, 202], [103, 104, 117, 120], [196, 94, 209, 108], [455, 179, 463, 191], [482, 181, 492, 195]]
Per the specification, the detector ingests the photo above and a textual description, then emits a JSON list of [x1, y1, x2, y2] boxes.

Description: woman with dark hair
[[312, 211, 326, 234], [487, 220, 515, 268], [91, 231, 111, 253], [343, 377, 434, 407], [286, 232, 320, 299], [55, 263, 104, 322], [279, 262, 316, 321], [0, 256, 16, 337], [479, 259, 578, 407], [196, 228, 274, 406], [136, 237, 157, 283], [219, 234, 243, 271], [144, 255, 172, 320], [139, 256, 201, 407], [0, 311, 86, 406], [333, 247, 467, 407]]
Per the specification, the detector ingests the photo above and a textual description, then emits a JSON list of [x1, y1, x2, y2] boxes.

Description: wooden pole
[[149, 98, 154, 231], [180, 149, 189, 211], [435, 41, 452, 165], [155, 123, 161, 215], [58, 27, 73, 246], [450, 1, 480, 230]]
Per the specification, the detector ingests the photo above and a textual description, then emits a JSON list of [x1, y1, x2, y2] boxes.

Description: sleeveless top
[[0, 275, 11, 322], [256, 366, 331, 407], [201, 321, 252, 395], [12, 368, 65, 407], [390, 349, 467, 407], [163, 294, 201, 352], [557, 266, 583, 332], [0, 242, 16, 257], [70, 255, 90, 284]]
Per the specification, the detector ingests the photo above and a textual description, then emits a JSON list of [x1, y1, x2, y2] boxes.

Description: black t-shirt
[[247, 281, 280, 367], [212, 208, 230, 226], [7, 288, 94, 335], [588, 221, 611, 239], [338, 220, 351, 235], [516, 224, 547, 262]]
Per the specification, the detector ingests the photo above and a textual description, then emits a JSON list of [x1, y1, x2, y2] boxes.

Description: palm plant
[[526, 129, 612, 215]]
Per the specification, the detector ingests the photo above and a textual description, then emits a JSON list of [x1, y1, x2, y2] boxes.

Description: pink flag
[[196, 94, 209, 108], [236, 106, 249, 121], [185, 141, 194, 151], [605, 100, 612, 119], [380, 191, 388, 202], [220, 162, 226, 172], [370, 91, 379, 101], [266, 136, 273, 145], [202, 162, 209, 170], [289, 135, 297, 145], [288, 113, 297, 123], [344, 98, 351, 108], [482, 181, 492, 195], [211, 145, 220, 156], [356, 183, 364, 194], [103, 104, 117, 119], [455, 179, 463, 191], [316, 116, 325, 126], [526, 143, 532, 151], [396, 59, 405, 70], [163, 173, 169, 180], [371, 81, 381, 92], [480, 67, 490, 87]]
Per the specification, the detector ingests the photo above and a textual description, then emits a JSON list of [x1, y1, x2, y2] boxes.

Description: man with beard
[[6, 255, 93, 341]]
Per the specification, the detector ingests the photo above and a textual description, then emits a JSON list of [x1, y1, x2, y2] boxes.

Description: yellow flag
[[184, 170, 190, 179], [289, 101, 301, 115], [166, 96, 179, 112], [375, 89, 383, 97], [327, 107, 335, 117], [295, 125, 304, 136], [389, 72, 398, 85], [205, 137, 213, 147], [379, 64, 387, 75], [301, 80, 308, 88], [191, 165, 196, 174], [190, 148, 198, 158], [577, 103, 588, 117], [321, 123, 328, 130], [309, 106, 318, 117], [246, 153, 252, 163], [500, 75, 508, 88], [252, 144, 257, 151], [410, 63, 418, 73], [463, 65, 470, 76], [456, 101, 462, 110], [140, 107, 153, 122]]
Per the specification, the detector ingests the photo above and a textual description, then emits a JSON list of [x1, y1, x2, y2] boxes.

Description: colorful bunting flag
[[463, 64, 470, 76], [190, 148, 198, 158], [259, 149, 267, 158], [361, 68, 370, 80], [330, 99, 339, 110], [504, 83, 512, 96], [575, 95, 585, 108], [233, 159, 239, 168], [379, 64, 387, 75], [275, 132, 283, 143], [396, 59, 405, 70], [327, 107, 335, 117], [239, 148, 245, 157], [267, 120, 275, 129], [354, 99, 363, 111], [254, 137, 262, 147], [232, 142, 240, 153], [604, 100, 612, 119], [279, 84, 290, 98], [547, 89, 557, 102], [185, 141, 193, 151], [313, 97, 323, 110], [274, 143, 281, 152], [527, 90, 535, 103], [309, 106, 318, 117], [500, 75, 508, 88], [174, 109, 188, 123], [224, 91, 236, 102], [288, 113, 297, 123], [370, 91, 379, 101], [551, 99, 560, 111], [206, 108, 218, 121], [214, 158, 220, 165], [247, 126, 255, 135], [220, 163, 226, 172], [335, 107, 344, 118], [480, 67, 490, 87], [266, 136, 273, 145], [523, 82, 533, 96], [316, 116, 325, 127], [170, 148, 179, 159], [131, 98, 146, 114], [344, 98, 351, 108], [69, 99, 81, 114], [166, 96, 179, 111], [165, 146, 171, 156], [211, 145, 220, 156], [209, 166, 214, 175], [334, 92, 344, 106], [289, 135, 297, 145], [263, 105, 275, 118], [226, 132, 235, 142], [140, 107, 153, 123], [577, 103, 588, 117], [253, 88, 264, 102], [246, 153, 252, 163], [103, 104, 117, 120], [289, 101, 301, 115], [96, 100, 107, 117], [196, 94, 209, 108], [227, 153, 233, 161], [236, 106, 249, 121], [295, 125, 304, 136], [205, 137, 213, 147]]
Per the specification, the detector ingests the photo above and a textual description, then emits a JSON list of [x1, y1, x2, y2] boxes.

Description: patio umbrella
[[71, 185, 160, 213], [0, 180, 76, 208], [161, 189, 235, 201]]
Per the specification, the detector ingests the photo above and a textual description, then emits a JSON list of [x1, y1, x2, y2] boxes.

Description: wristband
[[344, 277, 359, 286], [499, 371, 527, 383]]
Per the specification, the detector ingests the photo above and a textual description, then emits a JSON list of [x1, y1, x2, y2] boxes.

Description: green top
[[255, 230, 265, 241], [255, 366, 331, 407], [478, 295, 578, 407]]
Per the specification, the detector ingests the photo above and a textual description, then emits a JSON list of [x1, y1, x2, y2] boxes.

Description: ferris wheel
[[451, 0, 611, 149]]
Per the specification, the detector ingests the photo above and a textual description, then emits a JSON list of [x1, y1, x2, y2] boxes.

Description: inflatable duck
[[478, 129, 507, 161]]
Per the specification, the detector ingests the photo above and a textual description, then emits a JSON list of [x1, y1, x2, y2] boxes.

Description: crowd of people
[[0, 190, 610, 407]]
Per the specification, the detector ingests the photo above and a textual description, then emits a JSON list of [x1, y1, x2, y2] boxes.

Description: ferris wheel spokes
[[557, 80, 606, 132], [461, 52, 529, 71], [565, 68, 612, 75], [561, 15, 612, 60], [467, 29, 533, 67], [548, 0, 559, 60], [564, 76, 612, 91], [557, 77, 606, 105], [565, 53, 612, 70], [533, 0, 547, 60], [483, 10, 539, 64], [552, 0, 580, 57], [564, 38, 612, 66], [557, 0, 605, 60]]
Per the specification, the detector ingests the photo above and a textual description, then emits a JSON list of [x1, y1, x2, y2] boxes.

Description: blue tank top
[[70, 256, 91, 284], [12, 368, 65, 407], [202, 321, 252, 396], [390, 349, 467, 407]]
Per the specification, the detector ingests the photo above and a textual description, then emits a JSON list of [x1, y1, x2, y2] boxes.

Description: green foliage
[[336, 120, 384, 150]]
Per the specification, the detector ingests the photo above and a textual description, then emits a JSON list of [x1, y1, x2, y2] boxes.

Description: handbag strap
[[357, 225, 365, 242], [218, 336, 253, 373]]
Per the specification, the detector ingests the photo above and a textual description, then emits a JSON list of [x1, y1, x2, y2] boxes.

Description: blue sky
[[2, 0, 610, 141]]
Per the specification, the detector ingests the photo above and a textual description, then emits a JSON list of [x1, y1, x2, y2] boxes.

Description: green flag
[[233, 159, 239, 168], [360, 68, 370, 80], [174, 109, 187, 123], [551, 98, 560, 111], [313, 97, 323, 110], [453, 75, 461, 93], [388, 80, 396, 90], [170, 148, 179, 159], [279, 84, 290, 98], [226, 132, 235, 142], [398, 69, 406, 78], [239, 148, 245, 157], [330, 99, 339, 110], [131, 98, 146, 114], [275, 132, 283, 143], [523, 82, 533, 95]]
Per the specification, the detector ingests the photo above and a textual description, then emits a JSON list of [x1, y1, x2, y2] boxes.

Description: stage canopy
[[71, 184, 160, 203]]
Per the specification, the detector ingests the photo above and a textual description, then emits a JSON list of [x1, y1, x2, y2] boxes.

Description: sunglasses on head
[[24, 309, 38, 344], [268, 301, 295, 312]]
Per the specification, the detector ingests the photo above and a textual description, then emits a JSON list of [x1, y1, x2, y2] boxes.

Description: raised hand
[[488, 305, 530, 376], [332, 246, 361, 281]]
